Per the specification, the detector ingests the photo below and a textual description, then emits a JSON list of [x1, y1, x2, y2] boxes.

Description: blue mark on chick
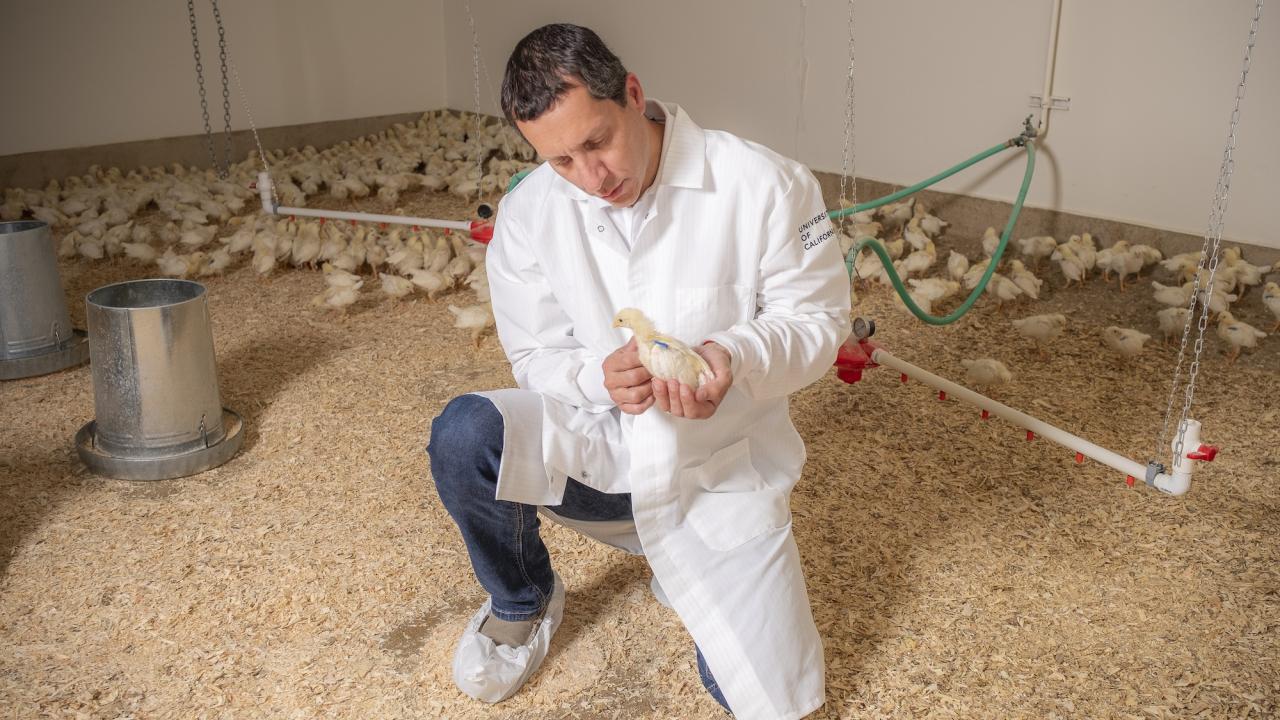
[[652, 340, 669, 349]]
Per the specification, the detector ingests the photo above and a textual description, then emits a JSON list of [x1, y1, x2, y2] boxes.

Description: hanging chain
[[838, 0, 857, 213], [228, 55, 277, 208], [211, 0, 233, 178], [466, 0, 486, 183], [1156, 0, 1262, 466], [188, 0, 233, 178], [188, 0, 219, 174]]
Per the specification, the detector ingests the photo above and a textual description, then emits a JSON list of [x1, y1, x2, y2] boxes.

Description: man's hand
[[652, 342, 733, 420], [603, 338, 654, 415]]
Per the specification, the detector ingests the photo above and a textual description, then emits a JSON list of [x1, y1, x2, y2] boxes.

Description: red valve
[[833, 337, 879, 384], [1125, 475, 1135, 487], [938, 390, 947, 401], [469, 220, 495, 244], [900, 373, 909, 383], [980, 409, 990, 420], [1026, 430, 1035, 441], [1074, 452, 1084, 464], [1186, 444, 1219, 462]]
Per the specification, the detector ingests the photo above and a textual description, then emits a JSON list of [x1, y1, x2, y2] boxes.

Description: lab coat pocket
[[680, 437, 791, 552], [674, 285, 755, 344]]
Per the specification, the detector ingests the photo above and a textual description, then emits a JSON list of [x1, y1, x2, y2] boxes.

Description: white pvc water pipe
[[1038, 0, 1064, 139], [870, 347, 1193, 495], [257, 171, 473, 231]]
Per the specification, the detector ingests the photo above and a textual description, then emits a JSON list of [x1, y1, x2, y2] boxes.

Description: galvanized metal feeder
[[0, 221, 90, 380], [75, 279, 244, 480]]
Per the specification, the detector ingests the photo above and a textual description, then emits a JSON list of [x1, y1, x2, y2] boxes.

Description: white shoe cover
[[452, 573, 565, 703]]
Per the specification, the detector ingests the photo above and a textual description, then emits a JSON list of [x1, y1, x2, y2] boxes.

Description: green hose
[[830, 141, 1013, 219], [839, 139, 1037, 326]]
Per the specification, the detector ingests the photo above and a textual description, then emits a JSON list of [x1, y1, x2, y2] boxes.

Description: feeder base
[[0, 329, 89, 381], [75, 407, 244, 481]]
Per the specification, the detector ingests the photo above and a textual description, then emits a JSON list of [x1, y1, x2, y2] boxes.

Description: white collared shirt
[[589, 99, 675, 251]]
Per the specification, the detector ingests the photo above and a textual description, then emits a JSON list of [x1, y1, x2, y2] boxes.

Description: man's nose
[[584, 160, 609, 194]]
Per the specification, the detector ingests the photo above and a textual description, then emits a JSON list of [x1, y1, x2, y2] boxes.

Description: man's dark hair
[[500, 24, 628, 123]]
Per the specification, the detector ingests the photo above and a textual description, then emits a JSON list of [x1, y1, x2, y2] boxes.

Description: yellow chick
[[379, 272, 415, 302], [1102, 326, 1150, 361], [946, 250, 969, 282], [1051, 244, 1086, 287], [1216, 311, 1266, 363], [448, 302, 495, 347], [1152, 281, 1193, 307], [1016, 235, 1058, 269], [985, 273, 1024, 312], [902, 217, 930, 251], [1011, 313, 1066, 359], [612, 307, 713, 389], [899, 239, 936, 278], [982, 227, 1001, 258], [1157, 307, 1191, 345], [311, 280, 363, 314], [1262, 282, 1280, 332], [960, 358, 1012, 391]]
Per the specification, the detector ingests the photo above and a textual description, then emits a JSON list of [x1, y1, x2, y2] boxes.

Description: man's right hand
[[603, 338, 654, 414]]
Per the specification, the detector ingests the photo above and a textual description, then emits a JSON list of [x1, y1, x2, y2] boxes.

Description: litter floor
[[2, 188, 1277, 719]]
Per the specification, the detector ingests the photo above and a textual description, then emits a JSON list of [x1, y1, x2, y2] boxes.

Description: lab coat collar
[[550, 99, 707, 203]]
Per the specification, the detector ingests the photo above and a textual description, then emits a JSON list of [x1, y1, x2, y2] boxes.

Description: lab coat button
[[597, 225, 605, 232]]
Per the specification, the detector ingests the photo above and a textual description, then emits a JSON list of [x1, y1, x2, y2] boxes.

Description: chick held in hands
[[612, 307, 713, 388], [611, 307, 733, 420]]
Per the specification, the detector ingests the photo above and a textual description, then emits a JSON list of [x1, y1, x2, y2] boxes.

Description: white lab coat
[[477, 101, 851, 719]]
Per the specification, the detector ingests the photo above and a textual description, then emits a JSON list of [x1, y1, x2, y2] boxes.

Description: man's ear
[[625, 73, 645, 110]]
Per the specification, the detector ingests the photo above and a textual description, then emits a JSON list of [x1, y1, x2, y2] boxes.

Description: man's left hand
[[652, 342, 733, 419]]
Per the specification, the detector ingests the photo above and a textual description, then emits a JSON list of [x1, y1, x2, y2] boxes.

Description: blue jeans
[[427, 393, 731, 714]]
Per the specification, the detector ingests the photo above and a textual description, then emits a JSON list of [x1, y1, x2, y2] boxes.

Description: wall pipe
[[1038, 0, 1064, 139], [257, 172, 494, 242]]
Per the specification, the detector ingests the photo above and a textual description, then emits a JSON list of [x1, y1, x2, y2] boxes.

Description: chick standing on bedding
[[1157, 307, 1192, 345], [612, 308, 713, 389], [1101, 326, 1150, 361], [960, 358, 1012, 391], [1011, 313, 1066, 359], [448, 302, 496, 347], [1216, 311, 1267, 363], [1262, 282, 1280, 332]]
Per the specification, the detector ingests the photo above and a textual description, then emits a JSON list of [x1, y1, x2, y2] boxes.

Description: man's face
[[516, 74, 656, 208]]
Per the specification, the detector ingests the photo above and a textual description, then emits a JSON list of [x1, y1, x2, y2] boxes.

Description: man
[[427, 23, 850, 719]]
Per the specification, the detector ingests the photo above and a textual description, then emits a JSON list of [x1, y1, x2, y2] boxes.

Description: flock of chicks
[[0, 110, 539, 345], [6, 107, 1278, 375], [841, 197, 1280, 393]]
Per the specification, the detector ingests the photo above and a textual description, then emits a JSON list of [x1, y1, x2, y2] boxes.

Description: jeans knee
[[427, 394, 504, 498]]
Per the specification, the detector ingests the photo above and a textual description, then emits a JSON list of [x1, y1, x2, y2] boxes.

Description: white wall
[[443, 0, 1278, 248], [5, 1, 1274, 248], [1, 0, 447, 155]]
